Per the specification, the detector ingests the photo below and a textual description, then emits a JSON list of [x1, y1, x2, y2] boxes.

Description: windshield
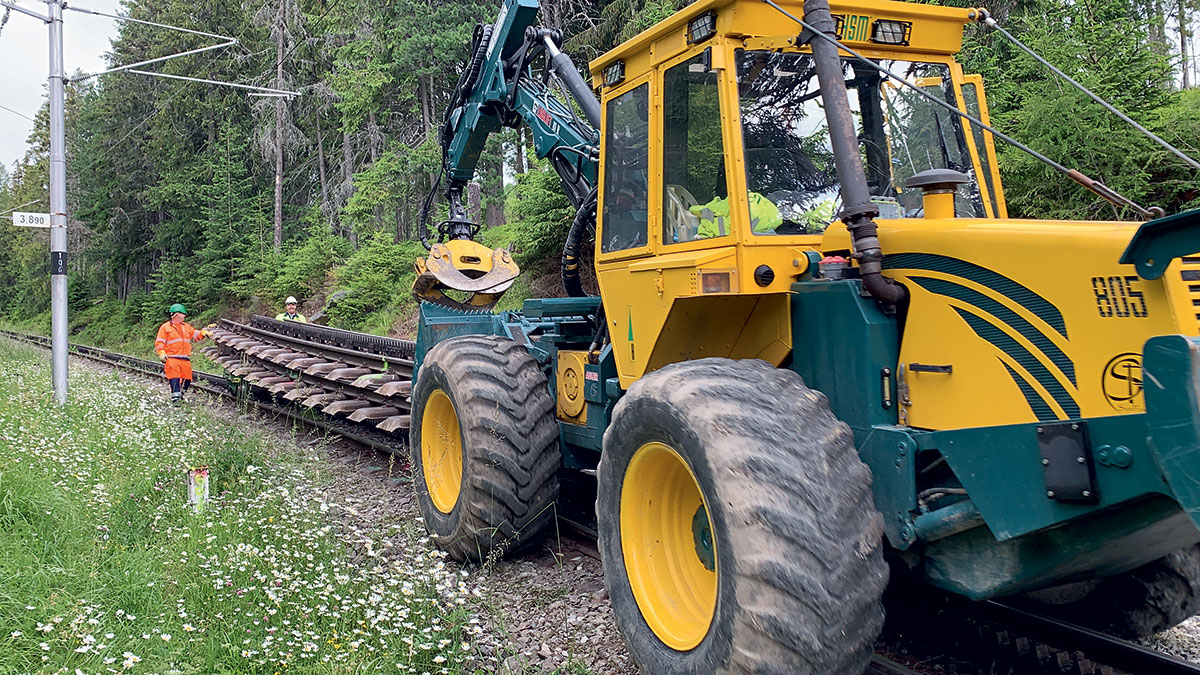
[[736, 49, 987, 234]]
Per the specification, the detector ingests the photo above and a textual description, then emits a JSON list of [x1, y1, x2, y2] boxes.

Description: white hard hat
[[285, 296, 298, 304]]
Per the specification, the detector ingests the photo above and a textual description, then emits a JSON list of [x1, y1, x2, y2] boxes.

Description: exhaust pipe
[[803, 0, 905, 307]]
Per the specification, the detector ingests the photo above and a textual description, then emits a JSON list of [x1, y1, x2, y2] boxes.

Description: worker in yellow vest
[[276, 296, 308, 322], [691, 192, 783, 238]]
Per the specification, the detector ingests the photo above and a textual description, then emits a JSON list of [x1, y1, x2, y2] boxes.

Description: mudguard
[[1144, 334, 1200, 532]]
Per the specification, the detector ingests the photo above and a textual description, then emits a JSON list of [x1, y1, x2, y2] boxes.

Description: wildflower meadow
[[0, 340, 479, 673]]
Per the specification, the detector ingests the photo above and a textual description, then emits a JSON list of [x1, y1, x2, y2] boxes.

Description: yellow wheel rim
[[420, 389, 463, 514], [620, 441, 718, 651]]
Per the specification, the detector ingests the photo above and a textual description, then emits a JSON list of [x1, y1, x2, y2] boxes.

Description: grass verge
[[0, 339, 476, 673]]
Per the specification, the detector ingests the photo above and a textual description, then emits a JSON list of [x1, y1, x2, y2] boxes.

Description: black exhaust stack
[[803, 0, 905, 307]]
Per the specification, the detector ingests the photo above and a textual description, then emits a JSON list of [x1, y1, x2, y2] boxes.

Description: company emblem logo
[[1102, 353, 1143, 412]]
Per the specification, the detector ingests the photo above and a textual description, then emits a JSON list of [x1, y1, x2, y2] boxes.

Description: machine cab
[[588, 0, 1003, 386]]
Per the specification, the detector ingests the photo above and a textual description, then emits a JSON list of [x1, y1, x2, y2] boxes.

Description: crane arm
[[425, 0, 600, 247]]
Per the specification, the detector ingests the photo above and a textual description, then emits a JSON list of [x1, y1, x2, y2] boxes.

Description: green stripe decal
[[884, 253, 1067, 338], [1000, 360, 1057, 422], [908, 275, 1076, 386], [952, 306, 1080, 419]]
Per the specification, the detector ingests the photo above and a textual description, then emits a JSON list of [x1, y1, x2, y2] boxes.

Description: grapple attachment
[[412, 239, 520, 311]]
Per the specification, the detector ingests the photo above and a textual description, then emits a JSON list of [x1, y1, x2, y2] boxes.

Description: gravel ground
[[1148, 616, 1200, 661], [81, 355, 636, 675], [312, 442, 637, 675]]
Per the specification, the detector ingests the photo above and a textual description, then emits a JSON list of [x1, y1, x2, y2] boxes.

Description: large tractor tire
[[597, 358, 888, 674], [409, 335, 560, 563], [1032, 543, 1200, 639]]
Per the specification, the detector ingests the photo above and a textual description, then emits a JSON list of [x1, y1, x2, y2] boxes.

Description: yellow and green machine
[[407, 0, 1200, 671]]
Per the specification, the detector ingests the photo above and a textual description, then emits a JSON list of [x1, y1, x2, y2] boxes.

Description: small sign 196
[[12, 212, 52, 228]]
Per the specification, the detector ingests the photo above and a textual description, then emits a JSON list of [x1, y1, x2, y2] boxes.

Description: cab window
[[662, 51, 731, 245], [600, 83, 650, 253], [961, 80, 1001, 217], [735, 49, 987, 233]]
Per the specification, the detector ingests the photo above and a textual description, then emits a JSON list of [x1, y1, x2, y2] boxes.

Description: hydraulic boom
[[413, 0, 601, 310]]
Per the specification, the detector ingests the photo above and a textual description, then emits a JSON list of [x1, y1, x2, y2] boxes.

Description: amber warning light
[[701, 272, 732, 294]]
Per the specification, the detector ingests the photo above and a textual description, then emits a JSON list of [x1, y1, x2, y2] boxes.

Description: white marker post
[[187, 466, 210, 512], [12, 212, 53, 228]]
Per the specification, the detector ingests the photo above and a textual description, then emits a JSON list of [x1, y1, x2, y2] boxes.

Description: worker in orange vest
[[154, 303, 212, 403]]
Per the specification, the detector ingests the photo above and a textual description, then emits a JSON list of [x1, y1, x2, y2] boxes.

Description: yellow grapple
[[412, 239, 520, 311]]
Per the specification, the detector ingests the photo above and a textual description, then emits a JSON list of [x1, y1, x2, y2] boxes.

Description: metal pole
[[48, 0, 68, 404]]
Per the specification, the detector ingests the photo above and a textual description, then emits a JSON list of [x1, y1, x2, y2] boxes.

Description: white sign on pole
[[12, 212, 53, 228]]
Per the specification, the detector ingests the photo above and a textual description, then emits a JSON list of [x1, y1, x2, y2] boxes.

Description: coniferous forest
[[0, 0, 1196, 344]]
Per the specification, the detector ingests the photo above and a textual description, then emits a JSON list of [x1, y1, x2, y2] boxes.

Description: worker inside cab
[[691, 191, 783, 238], [658, 49, 787, 243], [154, 303, 211, 404], [276, 296, 307, 322]]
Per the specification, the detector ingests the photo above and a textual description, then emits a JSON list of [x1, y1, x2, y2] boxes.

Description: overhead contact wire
[[978, 10, 1200, 172], [759, 0, 1162, 218]]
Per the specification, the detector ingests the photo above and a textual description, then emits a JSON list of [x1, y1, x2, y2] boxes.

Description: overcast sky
[[0, 0, 120, 174]]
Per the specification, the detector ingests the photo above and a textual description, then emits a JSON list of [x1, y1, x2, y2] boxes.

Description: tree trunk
[[273, 17, 285, 254], [343, 128, 357, 247], [467, 181, 482, 224], [1149, 0, 1167, 50], [367, 111, 380, 163], [486, 201, 504, 228], [315, 111, 331, 227], [1181, 0, 1192, 89], [419, 75, 431, 138], [514, 127, 527, 175]]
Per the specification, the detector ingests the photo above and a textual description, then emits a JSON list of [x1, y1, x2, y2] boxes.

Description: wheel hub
[[421, 388, 463, 513], [620, 441, 718, 650]]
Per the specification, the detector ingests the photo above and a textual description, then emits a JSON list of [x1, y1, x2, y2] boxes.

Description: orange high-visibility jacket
[[155, 321, 206, 360]]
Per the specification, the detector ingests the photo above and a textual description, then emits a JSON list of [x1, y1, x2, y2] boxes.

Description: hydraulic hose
[[801, 0, 905, 306], [561, 187, 598, 297], [444, 24, 493, 130]]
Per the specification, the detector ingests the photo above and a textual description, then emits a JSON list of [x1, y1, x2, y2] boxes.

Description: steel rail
[[221, 319, 413, 375], [247, 315, 417, 360], [983, 600, 1200, 675]]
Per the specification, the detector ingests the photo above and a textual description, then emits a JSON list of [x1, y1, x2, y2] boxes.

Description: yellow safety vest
[[692, 192, 782, 238]]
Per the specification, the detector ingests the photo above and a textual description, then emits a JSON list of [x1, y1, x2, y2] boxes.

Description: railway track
[[3, 326, 1199, 675], [881, 586, 1200, 675], [204, 316, 415, 436]]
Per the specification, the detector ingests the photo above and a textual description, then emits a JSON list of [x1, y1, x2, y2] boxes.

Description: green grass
[[0, 340, 474, 673]]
